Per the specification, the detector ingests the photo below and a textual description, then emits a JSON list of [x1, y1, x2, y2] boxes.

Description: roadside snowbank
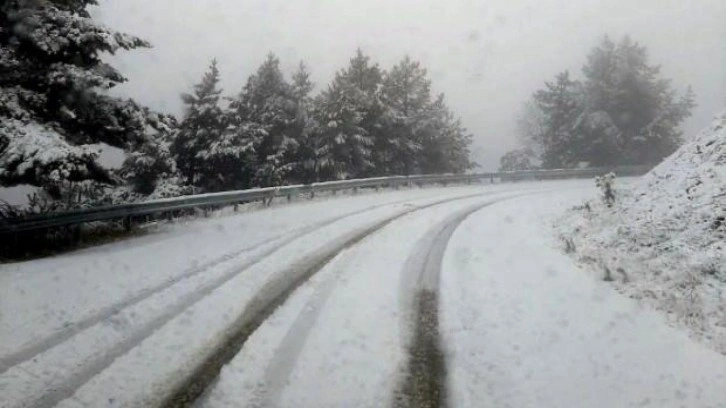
[[559, 110, 726, 354], [443, 191, 726, 408]]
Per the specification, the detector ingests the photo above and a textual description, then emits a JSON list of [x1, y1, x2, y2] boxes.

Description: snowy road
[[1, 180, 725, 407]]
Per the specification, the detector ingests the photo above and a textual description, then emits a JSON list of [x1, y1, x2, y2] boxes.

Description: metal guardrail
[[0, 165, 650, 235]]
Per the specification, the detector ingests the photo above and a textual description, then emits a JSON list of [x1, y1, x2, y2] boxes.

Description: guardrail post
[[233, 203, 239, 212], [353, 187, 358, 195], [123, 216, 132, 232], [73, 224, 82, 244], [13, 232, 19, 256], [310, 189, 315, 200]]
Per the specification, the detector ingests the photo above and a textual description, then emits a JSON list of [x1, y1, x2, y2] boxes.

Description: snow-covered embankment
[[560, 110, 726, 353]]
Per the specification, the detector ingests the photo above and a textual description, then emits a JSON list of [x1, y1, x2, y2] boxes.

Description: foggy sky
[[92, 0, 726, 170]]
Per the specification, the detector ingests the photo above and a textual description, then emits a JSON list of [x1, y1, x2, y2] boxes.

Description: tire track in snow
[[159, 192, 508, 408], [0, 195, 431, 375], [0, 234, 278, 374], [393, 197, 530, 408], [251, 250, 346, 408]]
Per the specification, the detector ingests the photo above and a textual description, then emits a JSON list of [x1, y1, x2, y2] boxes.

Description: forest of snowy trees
[[0, 0, 473, 213], [2, 1, 697, 214], [173, 52, 473, 193], [501, 35, 696, 171]]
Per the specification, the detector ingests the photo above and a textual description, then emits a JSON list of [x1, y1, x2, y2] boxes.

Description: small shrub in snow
[[602, 264, 614, 282], [0, 200, 22, 221], [27, 180, 111, 213], [595, 172, 616, 207], [563, 236, 576, 254]]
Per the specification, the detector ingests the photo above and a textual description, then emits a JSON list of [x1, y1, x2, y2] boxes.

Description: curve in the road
[[159, 192, 515, 408], [4, 193, 492, 408], [195, 193, 538, 408]]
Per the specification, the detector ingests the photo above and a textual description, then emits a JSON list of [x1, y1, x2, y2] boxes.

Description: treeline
[[169, 51, 473, 193], [500, 35, 696, 171], [0, 0, 473, 213]]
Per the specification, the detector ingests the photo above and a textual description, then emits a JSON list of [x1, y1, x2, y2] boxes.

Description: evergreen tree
[[175, 59, 257, 192], [288, 62, 318, 183], [437, 114, 475, 173], [418, 93, 474, 173], [119, 110, 178, 195], [312, 49, 381, 180], [291, 61, 314, 101], [514, 35, 695, 169], [532, 71, 583, 168], [499, 148, 536, 171], [178, 60, 224, 185], [515, 101, 547, 157], [0, 0, 169, 199], [230, 54, 298, 187], [580, 35, 695, 165], [378, 56, 431, 174]]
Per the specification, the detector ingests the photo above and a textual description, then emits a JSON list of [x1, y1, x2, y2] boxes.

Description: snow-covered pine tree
[[499, 148, 536, 172], [515, 101, 547, 158], [291, 61, 314, 102], [518, 35, 695, 170], [118, 110, 178, 196], [312, 49, 381, 180], [288, 61, 319, 183], [170, 59, 243, 192], [417, 93, 474, 174], [0, 0, 170, 203], [435, 104, 474, 173], [229, 54, 298, 187], [532, 71, 583, 168], [378, 56, 433, 175], [378, 56, 474, 175], [580, 35, 695, 165]]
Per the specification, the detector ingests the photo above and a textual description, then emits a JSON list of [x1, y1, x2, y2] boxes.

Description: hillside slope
[[562, 110, 726, 353]]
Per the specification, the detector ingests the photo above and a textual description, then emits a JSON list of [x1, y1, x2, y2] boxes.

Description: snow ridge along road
[[3, 189, 511, 408]]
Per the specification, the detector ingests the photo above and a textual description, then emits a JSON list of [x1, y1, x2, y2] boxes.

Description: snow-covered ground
[[0, 185, 501, 360], [443, 192, 726, 408], [0, 183, 538, 408], [2, 179, 725, 407], [560, 110, 726, 355]]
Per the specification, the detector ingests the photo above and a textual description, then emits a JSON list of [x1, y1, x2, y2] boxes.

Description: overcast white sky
[[92, 0, 726, 170]]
